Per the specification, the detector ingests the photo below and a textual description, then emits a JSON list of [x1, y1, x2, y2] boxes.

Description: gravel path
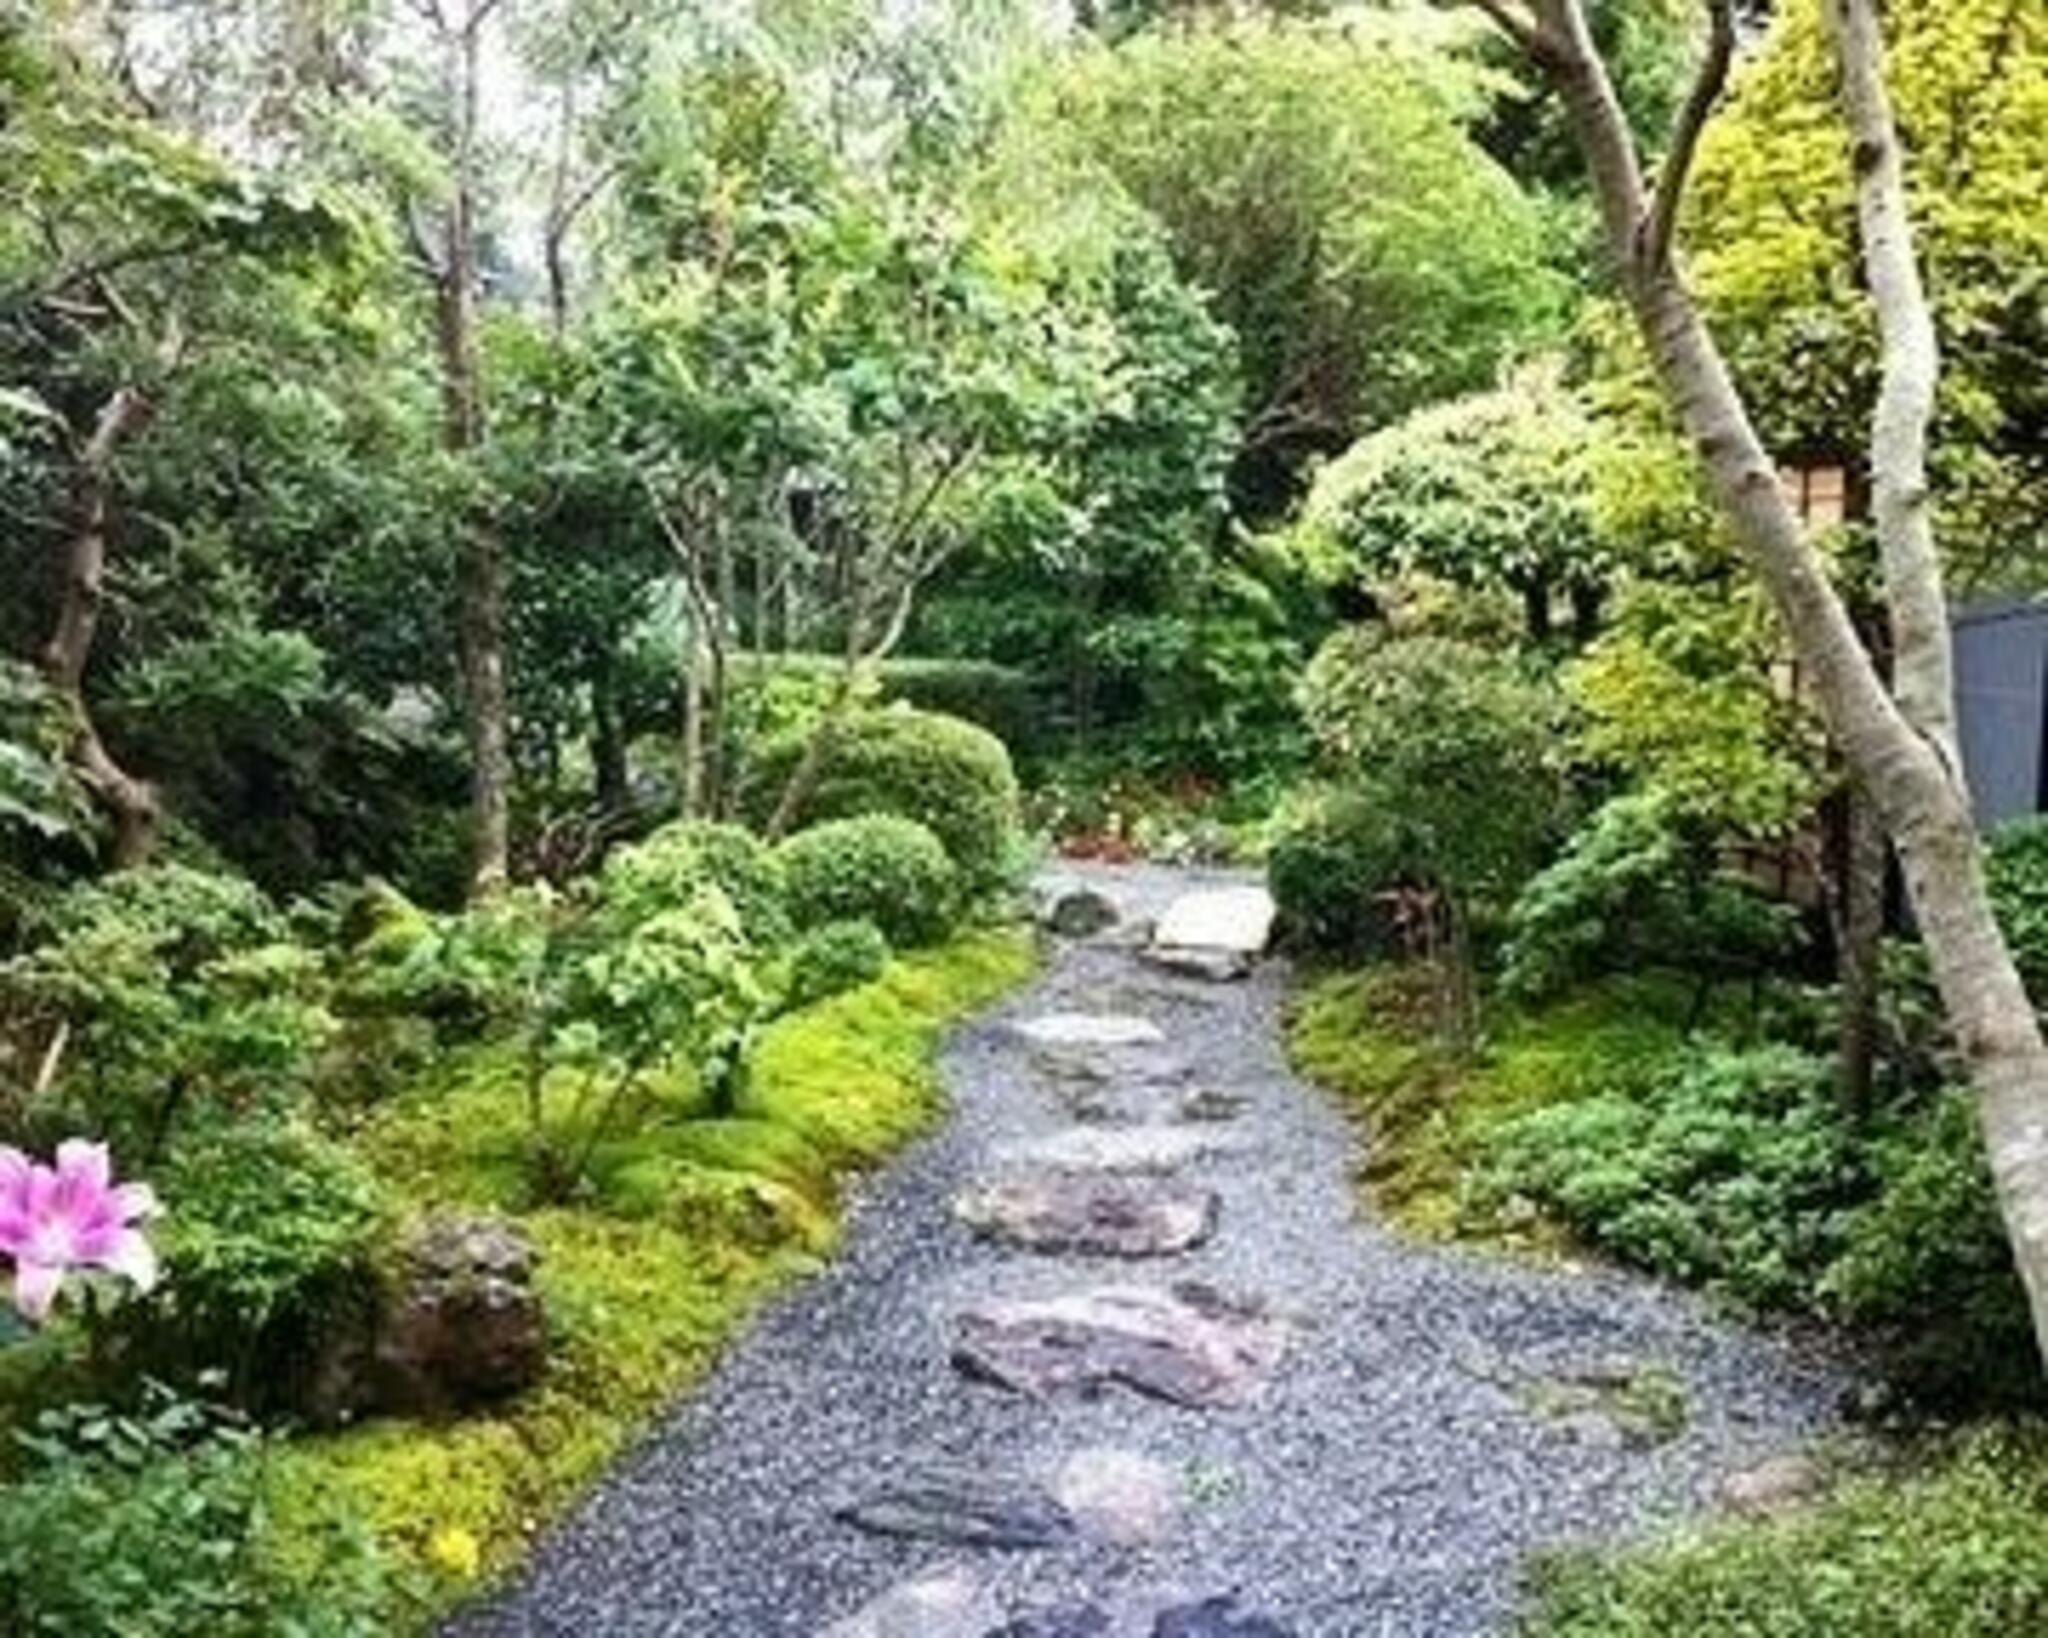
[[448, 862, 1847, 1637]]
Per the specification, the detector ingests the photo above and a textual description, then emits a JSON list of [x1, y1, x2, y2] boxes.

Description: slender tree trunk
[[591, 663, 628, 814], [41, 386, 160, 865], [1492, 0, 2048, 1371], [437, 0, 511, 898], [1834, 778, 1886, 1120], [679, 629, 706, 819]]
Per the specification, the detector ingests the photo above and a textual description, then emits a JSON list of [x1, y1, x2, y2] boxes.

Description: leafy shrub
[[594, 820, 790, 947], [1266, 783, 1413, 955], [1296, 632, 1568, 922], [1825, 1092, 2036, 1407], [0, 1380, 395, 1636], [1527, 1426, 2048, 1638], [1483, 1042, 1856, 1308], [743, 706, 1021, 887], [0, 865, 333, 1154], [1987, 815, 2048, 1004], [777, 816, 960, 948], [1503, 792, 1797, 1001], [129, 1120, 387, 1411], [335, 884, 549, 1042], [786, 918, 891, 1008]]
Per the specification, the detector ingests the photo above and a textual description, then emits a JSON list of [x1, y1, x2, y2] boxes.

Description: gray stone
[[820, 1564, 1000, 1638], [987, 1610, 1112, 1638], [1054, 1448, 1182, 1546], [374, 1213, 545, 1415], [955, 1174, 1219, 1258], [1719, 1452, 1825, 1516], [1152, 886, 1276, 955], [1140, 945, 1253, 983], [1153, 1596, 1293, 1636], [1043, 887, 1120, 938], [1015, 1012, 1166, 1048], [836, 1466, 1077, 1548], [995, 1127, 1241, 1175], [1178, 1088, 1251, 1123], [953, 1282, 1289, 1409]]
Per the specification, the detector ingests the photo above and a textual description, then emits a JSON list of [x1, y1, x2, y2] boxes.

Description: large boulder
[[373, 1214, 545, 1415]]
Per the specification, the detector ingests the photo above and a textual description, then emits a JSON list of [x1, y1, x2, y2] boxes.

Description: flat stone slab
[[1140, 945, 1253, 982], [955, 1174, 1219, 1257], [1053, 1447, 1182, 1546], [1155, 1595, 1295, 1636], [818, 1563, 998, 1638], [953, 1282, 1289, 1409], [1152, 886, 1276, 956], [1178, 1088, 1251, 1123], [995, 1127, 1242, 1175], [1014, 1012, 1166, 1048], [835, 1466, 1076, 1549], [989, 1611, 1113, 1638]]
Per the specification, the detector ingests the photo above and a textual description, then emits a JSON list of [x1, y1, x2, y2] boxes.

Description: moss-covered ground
[[266, 927, 1034, 1621]]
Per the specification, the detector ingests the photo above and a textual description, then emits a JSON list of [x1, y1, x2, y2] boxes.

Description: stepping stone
[[1154, 1595, 1294, 1636], [821, 1563, 1000, 1638], [996, 1127, 1241, 1175], [836, 1466, 1077, 1549], [953, 1282, 1289, 1409], [1178, 1088, 1251, 1124], [1054, 1447, 1183, 1546], [1152, 887, 1276, 956], [1719, 1452, 1825, 1516], [988, 1611, 1112, 1638], [955, 1174, 1219, 1257], [1140, 945, 1252, 983], [1041, 887, 1119, 937], [1015, 1012, 1165, 1048]]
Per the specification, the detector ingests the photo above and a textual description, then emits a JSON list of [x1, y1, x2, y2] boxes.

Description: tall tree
[[406, 0, 513, 896], [1462, 0, 2048, 1372]]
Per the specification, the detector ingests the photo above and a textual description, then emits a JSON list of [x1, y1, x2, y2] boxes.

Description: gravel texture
[[447, 862, 1848, 1638]]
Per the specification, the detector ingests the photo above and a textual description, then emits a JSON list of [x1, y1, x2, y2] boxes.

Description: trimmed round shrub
[[742, 707, 1021, 887], [785, 918, 892, 1008], [776, 816, 959, 947], [597, 819, 791, 946], [1266, 783, 1413, 956]]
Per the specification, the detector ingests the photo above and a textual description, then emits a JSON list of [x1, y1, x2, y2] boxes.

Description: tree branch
[[1641, 0, 1737, 273], [1824, 0, 1958, 775], [1462, 0, 1556, 58]]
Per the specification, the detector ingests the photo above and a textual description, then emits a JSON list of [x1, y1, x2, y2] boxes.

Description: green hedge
[[776, 816, 960, 948], [741, 706, 1022, 888]]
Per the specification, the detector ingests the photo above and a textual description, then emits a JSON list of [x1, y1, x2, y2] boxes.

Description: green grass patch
[[1285, 965, 1691, 1242], [1525, 1425, 2048, 1636], [266, 927, 1033, 1621]]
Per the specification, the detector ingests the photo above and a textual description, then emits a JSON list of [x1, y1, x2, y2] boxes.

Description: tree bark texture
[[40, 386, 160, 865]]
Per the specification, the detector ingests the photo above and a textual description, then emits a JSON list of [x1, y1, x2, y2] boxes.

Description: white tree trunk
[[1491, 0, 2048, 1371]]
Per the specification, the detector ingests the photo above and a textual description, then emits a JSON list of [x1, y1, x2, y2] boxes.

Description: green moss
[[267, 927, 1033, 1622], [1525, 1425, 2048, 1636], [1285, 965, 1692, 1242]]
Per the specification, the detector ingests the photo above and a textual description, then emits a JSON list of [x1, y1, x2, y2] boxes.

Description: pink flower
[[0, 1140, 160, 1324]]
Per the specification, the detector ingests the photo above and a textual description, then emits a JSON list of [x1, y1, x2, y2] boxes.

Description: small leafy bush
[[785, 918, 891, 1008], [1503, 792, 1797, 1001], [1987, 815, 2048, 1004], [1296, 631, 1568, 923], [0, 865, 333, 1154], [1266, 783, 1413, 955], [129, 1120, 387, 1411], [1483, 1042, 1856, 1308], [744, 706, 1021, 888], [0, 1380, 395, 1636], [1527, 1425, 2048, 1637], [1825, 1092, 2036, 1407], [595, 820, 790, 948], [777, 816, 960, 948]]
